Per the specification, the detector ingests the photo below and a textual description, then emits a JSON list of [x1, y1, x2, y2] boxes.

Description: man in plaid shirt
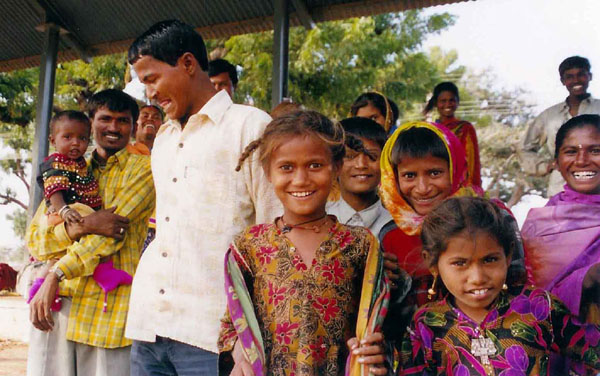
[[27, 89, 155, 376]]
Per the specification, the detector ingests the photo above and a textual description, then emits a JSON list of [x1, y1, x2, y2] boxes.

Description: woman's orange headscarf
[[379, 121, 482, 236]]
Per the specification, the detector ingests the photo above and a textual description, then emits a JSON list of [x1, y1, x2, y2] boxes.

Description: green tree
[[213, 11, 454, 117], [0, 53, 127, 241]]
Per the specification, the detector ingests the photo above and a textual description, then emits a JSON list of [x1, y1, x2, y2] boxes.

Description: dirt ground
[[0, 340, 27, 376]]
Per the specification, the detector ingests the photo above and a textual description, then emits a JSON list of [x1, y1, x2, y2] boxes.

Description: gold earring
[[502, 283, 508, 291], [428, 275, 438, 300]]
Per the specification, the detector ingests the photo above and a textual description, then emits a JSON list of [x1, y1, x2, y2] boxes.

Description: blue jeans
[[130, 337, 217, 376]]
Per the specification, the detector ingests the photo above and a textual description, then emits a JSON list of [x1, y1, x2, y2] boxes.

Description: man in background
[[208, 58, 238, 99]]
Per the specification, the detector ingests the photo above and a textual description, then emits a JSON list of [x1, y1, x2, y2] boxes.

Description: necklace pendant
[[281, 225, 292, 234], [313, 225, 320, 233]]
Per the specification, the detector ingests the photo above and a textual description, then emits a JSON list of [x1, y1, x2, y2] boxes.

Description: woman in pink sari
[[521, 114, 600, 374], [522, 114, 600, 324]]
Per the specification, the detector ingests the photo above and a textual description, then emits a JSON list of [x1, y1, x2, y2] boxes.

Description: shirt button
[[172, 177, 177, 183], [165, 216, 170, 222], [159, 289, 165, 294], [162, 252, 167, 257], [178, 143, 184, 148]]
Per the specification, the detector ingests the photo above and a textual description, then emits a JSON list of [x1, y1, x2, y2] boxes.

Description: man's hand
[[383, 252, 401, 290], [63, 208, 83, 224], [65, 207, 130, 240], [29, 272, 59, 331], [347, 332, 387, 375]]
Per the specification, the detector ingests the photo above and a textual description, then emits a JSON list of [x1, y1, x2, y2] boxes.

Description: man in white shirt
[[327, 117, 392, 237], [522, 56, 600, 196], [126, 20, 280, 375]]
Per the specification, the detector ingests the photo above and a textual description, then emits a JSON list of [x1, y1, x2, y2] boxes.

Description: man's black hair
[[87, 89, 139, 123], [559, 56, 591, 78], [340, 117, 387, 149], [128, 19, 209, 71], [208, 59, 238, 87]]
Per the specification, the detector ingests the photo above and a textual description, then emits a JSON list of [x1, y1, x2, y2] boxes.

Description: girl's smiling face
[[556, 125, 600, 195], [436, 90, 458, 121], [396, 154, 452, 215], [432, 230, 510, 323], [267, 134, 336, 224]]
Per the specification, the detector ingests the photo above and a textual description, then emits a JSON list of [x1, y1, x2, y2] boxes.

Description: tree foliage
[[0, 53, 127, 240], [215, 11, 454, 117]]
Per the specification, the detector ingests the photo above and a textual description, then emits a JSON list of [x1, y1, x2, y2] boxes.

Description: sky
[[422, 0, 600, 112], [2, 0, 600, 252]]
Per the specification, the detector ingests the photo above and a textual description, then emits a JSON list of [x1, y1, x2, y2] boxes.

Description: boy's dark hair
[[555, 114, 600, 158], [421, 197, 516, 267], [50, 110, 91, 135], [128, 19, 209, 71], [423, 81, 460, 115], [208, 59, 238, 87], [87, 89, 139, 124], [559, 56, 591, 78], [350, 92, 399, 127], [390, 127, 449, 166], [340, 117, 387, 149]]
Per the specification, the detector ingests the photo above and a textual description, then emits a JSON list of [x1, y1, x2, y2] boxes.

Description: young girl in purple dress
[[399, 197, 600, 376]]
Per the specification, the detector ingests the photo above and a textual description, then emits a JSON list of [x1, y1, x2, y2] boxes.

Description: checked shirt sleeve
[[55, 155, 155, 280]]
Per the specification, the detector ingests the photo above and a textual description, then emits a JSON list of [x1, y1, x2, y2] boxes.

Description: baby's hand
[[63, 208, 83, 224]]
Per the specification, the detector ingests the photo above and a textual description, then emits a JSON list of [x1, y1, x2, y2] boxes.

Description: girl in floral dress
[[399, 197, 600, 376], [218, 111, 390, 376]]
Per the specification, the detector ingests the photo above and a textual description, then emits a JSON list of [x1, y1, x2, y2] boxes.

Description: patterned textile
[[399, 286, 600, 375], [38, 153, 102, 209], [218, 221, 384, 375], [379, 121, 480, 237], [27, 148, 155, 348], [521, 184, 600, 323], [438, 118, 482, 188]]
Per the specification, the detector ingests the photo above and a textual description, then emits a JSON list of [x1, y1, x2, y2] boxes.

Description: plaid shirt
[[27, 148, 154, 348]]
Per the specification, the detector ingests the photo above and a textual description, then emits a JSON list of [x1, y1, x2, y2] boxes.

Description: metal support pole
[[272, 0, 289, 109], [28, 23, 59, 219]]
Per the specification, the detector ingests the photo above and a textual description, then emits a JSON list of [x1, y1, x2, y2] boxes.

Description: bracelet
[[57, 205, 71, 219], [49, 265, 66, 282]]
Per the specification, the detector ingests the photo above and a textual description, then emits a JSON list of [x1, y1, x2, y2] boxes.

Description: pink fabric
[[521, 190, 600, 315], [93, 260, 132, 312], [27, 277, 62, 312]]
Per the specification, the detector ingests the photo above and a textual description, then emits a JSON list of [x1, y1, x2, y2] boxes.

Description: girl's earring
[[502, 283, 508, 291], [427, 275, 438, 300]]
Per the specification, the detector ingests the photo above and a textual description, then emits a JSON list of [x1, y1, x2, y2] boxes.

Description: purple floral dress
[[399, 286, 600, 375]]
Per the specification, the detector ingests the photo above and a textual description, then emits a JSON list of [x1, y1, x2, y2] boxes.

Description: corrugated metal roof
[[0, 0, 471, 72]]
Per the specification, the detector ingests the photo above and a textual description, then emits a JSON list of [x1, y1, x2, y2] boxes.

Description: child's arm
[[550, 293, 600, 371], [49, 191, 82, 224]]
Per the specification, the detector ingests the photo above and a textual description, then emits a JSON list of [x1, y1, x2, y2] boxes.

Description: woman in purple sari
[[522, 114, 600, 324]]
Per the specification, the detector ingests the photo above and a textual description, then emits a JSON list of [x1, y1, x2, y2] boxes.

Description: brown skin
[[135, 106, 163, 150], [29, 107, 136, 332], [338, 137, 382, 212], [209, 71, 235, 98], [133, 53, 217, 129], [561, 67, 593, 117], [346, 333, 388, 375]]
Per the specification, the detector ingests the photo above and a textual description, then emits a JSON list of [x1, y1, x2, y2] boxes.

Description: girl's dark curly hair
[[236, 110, 374, 172]]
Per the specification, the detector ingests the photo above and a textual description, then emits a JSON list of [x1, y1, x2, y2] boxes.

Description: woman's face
[[436, 91, 458, 121], [556, 125, 600, 195], [356, 103, 386, 128], [396, 154, 453, 215]]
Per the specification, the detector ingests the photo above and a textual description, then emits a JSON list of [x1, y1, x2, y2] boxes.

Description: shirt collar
[[90, 147, 129, 170], [336, 198, 384, 228], [561, 94, 593, 113], [160, 90, 233, 131]]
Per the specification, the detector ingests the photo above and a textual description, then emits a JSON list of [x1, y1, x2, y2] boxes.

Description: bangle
[[57, 205, 71, 219]]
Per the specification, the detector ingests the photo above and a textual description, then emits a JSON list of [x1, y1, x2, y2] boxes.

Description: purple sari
[[521, 185, 600, 319]]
